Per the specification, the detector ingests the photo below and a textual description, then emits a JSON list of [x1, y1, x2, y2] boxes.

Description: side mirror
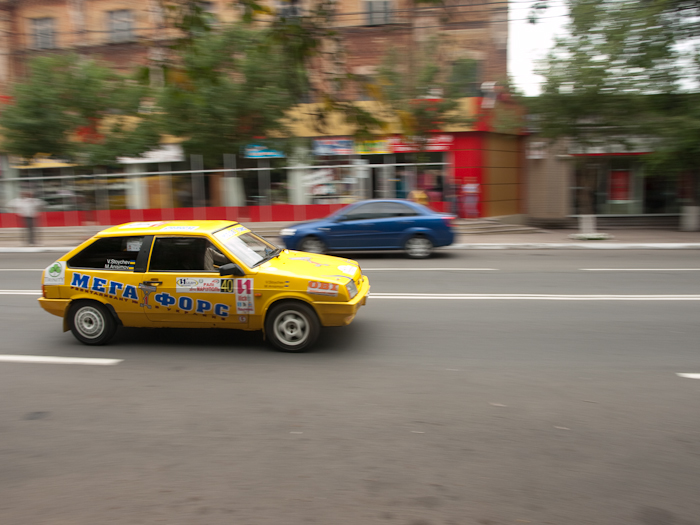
[[219, 263, 245, 277]]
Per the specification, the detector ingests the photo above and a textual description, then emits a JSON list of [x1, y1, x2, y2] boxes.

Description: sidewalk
[[1, 222, 700, 252]]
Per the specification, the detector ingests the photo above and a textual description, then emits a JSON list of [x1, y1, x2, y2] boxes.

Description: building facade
[[0, 0, 521, 226]]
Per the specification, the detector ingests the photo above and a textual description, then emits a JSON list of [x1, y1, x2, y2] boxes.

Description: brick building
[[0, 1, 522, 226]]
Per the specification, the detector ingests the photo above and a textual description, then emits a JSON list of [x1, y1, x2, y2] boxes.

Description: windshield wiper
[[253, 247, 283, 267]]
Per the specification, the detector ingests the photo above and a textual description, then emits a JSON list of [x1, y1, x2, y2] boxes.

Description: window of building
[[108, 10, 133, 43], [449, 59, 481, 97], [31, 18, 56, 49], [276, 0, 303, 18], [365, 1, 392, 26]]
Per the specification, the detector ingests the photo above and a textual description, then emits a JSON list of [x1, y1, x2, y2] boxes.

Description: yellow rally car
[[38, 220, 370, 352]]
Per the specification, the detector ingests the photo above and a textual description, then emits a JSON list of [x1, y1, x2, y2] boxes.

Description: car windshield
[[214, 227, 280, 268]]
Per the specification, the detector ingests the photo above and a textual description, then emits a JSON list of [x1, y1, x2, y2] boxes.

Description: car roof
[[96, 220, 238, 237]]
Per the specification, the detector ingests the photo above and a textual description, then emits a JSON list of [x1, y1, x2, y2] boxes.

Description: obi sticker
[[161, 225, 199, 232], [44, 261, 66, 285], [119, 222, 163, 229], [235, 277, 254, 314], [307, 281, 339, 296], [337, 265, 357, 276], [176, 277, 234, 293]]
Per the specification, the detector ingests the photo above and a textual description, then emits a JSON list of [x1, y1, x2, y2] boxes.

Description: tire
[[68, 301, 117, 345], [265, 301, 320, 352], [404, 235, 433, 259], [299, 236, 326, 254]]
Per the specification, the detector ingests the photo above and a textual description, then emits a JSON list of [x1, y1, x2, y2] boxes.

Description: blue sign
[[244, 144, 285, 159], [313, 139, 354, 156]]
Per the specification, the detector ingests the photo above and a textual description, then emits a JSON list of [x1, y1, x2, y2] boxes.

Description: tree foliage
[[0, 55, 159, 166], [153, 24, 300, 167]]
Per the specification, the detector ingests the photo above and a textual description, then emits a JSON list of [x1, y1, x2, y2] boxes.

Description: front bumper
[[314, 276, 370, 326]]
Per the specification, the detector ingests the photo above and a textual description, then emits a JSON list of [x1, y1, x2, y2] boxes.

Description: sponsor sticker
[[44, 261, 66, 285], [175, 277, 234, 293], [232, 225, 250, 234], [238, 316, 247, 323], [235, 278, 255, 314], [264, 280, 290, 289], [161, 225, 199, 232], [126, 240, 142, 252], [337, 265, 357, 276], [119, 222, 164, 229], [104, 258, 135, 270], [307, 281, 339, 296]]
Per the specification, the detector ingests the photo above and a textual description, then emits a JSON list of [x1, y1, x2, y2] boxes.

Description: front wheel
[[265, 302, 320, 352], [299, 236, 326, 254], [404, 235, 433, 259], [68, 301, 117, 345]]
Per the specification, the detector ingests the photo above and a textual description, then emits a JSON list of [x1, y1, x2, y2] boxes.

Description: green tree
[[530, 0, 698, 224], [0, 54, 159, 166], [152, 24, 301, 167]]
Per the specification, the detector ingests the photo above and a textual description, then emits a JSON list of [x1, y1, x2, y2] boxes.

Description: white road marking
[[0, 290, 42, 295], [581, 268, 700, 271], [362, 268, 498, 271], [0, 269, 44, 271], [0, 355, 122, 366], [371, 293, 700, 301], [676, 373, 700, 380]]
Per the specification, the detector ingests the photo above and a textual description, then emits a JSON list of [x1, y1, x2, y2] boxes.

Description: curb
[[4, 243, 700, 254]]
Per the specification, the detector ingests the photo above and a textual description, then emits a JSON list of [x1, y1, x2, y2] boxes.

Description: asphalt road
[[1, 250, 700, 525]]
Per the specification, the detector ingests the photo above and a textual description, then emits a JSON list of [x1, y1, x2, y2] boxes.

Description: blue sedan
[[280, 199, 455, 258]]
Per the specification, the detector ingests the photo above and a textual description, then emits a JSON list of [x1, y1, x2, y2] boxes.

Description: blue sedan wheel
[[299, 236, 326, 254], [404, 235, 433, 259]]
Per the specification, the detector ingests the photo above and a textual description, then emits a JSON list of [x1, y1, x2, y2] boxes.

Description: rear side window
[[68, 236, 144, 270]]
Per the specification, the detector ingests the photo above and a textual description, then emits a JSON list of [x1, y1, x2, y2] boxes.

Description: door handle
[[142, 280, 162, 286]]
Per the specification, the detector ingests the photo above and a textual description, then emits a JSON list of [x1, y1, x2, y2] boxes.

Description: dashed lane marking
[[371, 293, 700, 301], [0, 355, 123, 366], [677, 373, 700, 379], [0, 290, 42, 295], [581, 268, 700, 271], [362, 268, 498, 271]]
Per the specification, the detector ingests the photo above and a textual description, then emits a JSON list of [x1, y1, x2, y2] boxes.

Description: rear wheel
[[68, 301, 117, 345], [405, 235, 433, 259], [265, 302, 320, 352], [299, 236, 326, 254]]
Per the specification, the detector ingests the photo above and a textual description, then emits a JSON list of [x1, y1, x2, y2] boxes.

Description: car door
[[140, 236, 248, 327], [65, 235, 152, 326], [371, 202, 420, 248], [326, 202, 384, 249]]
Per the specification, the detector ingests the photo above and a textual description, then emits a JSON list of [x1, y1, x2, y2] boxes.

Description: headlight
[[346, 280, 358, 299], [280, 228, 297, 236]]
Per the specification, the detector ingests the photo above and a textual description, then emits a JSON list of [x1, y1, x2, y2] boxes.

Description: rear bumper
[[38, 297, 70, 318], [314, 276, 370, 326]]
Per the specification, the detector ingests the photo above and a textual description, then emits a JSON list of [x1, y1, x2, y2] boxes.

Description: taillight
[[443, 215, 455, 228]]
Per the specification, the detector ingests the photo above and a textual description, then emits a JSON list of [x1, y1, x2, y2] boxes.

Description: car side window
[[376, 202, 418, 218], [68, 236, 144, 270], [148, 237, 231, 272], [343, 203, 384, 221]]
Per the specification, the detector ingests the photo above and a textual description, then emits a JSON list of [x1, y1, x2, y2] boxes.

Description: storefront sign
[[313, 139, 354, 156], [302, 169, 334, 186], [527, 141, 546, 159], [388, 134, 454, 153], [355, 139, 390, 155], [609, 170, 631, 201], [244, 144, 285, 158], [117, 144, 184, 164]]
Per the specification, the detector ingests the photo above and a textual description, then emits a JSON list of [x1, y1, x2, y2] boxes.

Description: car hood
[[257, 250, 362, 284]]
